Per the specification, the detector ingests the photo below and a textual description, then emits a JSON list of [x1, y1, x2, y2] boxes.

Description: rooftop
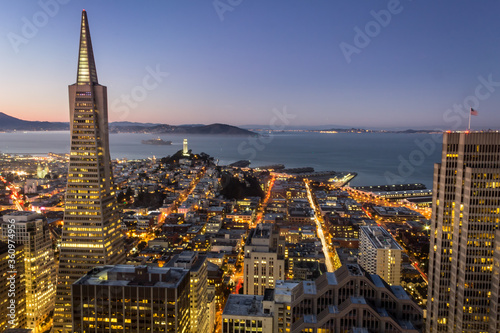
[[360, 226, 402, 250], [335, 248, 360, 265], [345, 264, 363, 276], [223, 294, 271, 317], [73, 265, 189, 288], [326, 272, 338, 285], [390, 285, 411, 300], [303, 280, 317, 295], [166, 251, 206, 271], [2, 211, 40, 222], [369, 274, 387, 289], [251, 223, 272, 239], [274, 280, 301, 296]]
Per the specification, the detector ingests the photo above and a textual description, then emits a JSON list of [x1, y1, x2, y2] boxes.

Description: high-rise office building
[[1, 212, 55, 333], [427, 131, 500, 332], [166, 251, 210, 333], [0, 241, 26, 332], [53, 10, 125, 333], [358, 225, 402, 285], [71, 265, 190, 332], [490, 229, 500, 332], [243, 223, 285, 295]]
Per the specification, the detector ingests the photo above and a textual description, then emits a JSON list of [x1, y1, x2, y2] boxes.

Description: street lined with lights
[[305, 180, 335, 273]]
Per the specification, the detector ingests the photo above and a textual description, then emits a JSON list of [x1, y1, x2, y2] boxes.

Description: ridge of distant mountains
[[0, 112, 69, 131], [0, 112, 449, 134], [0, 112, 255, 136]]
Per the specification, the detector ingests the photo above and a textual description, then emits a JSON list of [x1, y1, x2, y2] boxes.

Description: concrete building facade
[[243, 223, 286, 295], [224, 264, 423, 333], [358, 225, 402, 285]]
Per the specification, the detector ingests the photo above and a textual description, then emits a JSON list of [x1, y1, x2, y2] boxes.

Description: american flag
[[470, 108, 478, 116]]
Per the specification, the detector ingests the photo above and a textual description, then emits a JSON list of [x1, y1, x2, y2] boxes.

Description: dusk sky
[[1, 1, 500, 129]]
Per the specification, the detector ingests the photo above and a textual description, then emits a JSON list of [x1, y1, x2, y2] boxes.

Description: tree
[[137, 241, 147, 251]]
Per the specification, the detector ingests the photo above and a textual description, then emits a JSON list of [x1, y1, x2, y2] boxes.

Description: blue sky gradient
[[1, 1, 500, 129]]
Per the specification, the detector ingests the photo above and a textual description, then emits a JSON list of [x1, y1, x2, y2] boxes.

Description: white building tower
[[183, 138, 189, 156]]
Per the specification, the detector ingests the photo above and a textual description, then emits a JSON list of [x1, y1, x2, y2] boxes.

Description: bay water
[[0, 131, 442, 187]]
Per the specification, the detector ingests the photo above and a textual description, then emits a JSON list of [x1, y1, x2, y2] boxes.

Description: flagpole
[[468, 108, 471, 131]]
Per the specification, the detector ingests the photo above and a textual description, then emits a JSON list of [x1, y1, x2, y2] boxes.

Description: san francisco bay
[[0, 131, 442, 187]]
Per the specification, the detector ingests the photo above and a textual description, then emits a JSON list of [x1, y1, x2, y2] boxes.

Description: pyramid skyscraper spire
[[77, 10, 98, 85], [53, 10, 125, 333]]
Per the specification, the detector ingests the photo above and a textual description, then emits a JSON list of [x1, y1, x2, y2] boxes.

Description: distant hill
[[109, 121, 161, 127], [0, 112, 255, 136], [0, 112, 68, 131], [109, 123, 255, 135]]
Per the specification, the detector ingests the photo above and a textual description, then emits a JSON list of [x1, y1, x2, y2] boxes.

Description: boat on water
[[141, 138, 172, 145]]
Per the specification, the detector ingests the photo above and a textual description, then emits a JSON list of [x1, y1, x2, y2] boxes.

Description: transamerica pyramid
[[53, 10, 125, 333]]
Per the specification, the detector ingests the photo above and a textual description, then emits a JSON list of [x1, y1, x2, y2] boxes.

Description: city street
[[305, 181, 335, 273]]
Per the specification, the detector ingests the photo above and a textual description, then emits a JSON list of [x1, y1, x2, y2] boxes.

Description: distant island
[[0, 112, 255, 136], [141, 138, 172, 145], [109, 123, 255, 136]]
